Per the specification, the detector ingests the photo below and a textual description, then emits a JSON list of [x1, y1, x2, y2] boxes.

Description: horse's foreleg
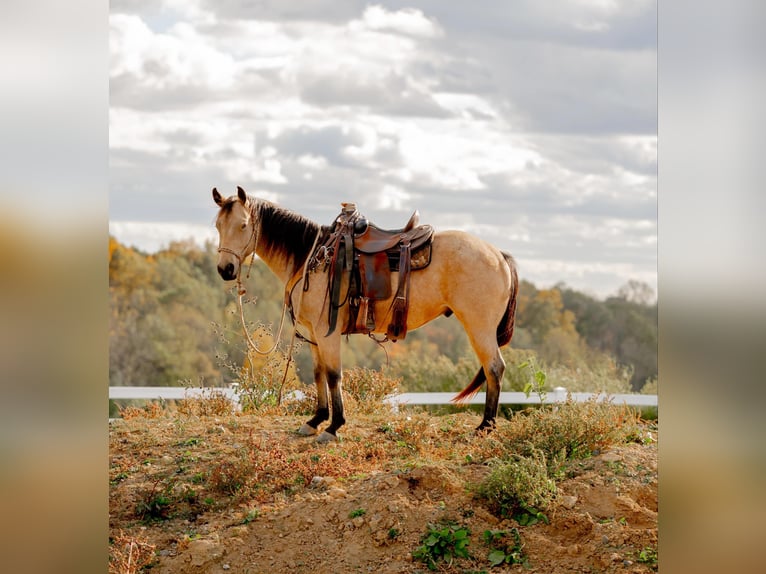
[[298, 349, 329, 436], [316, 368, 345, 443]]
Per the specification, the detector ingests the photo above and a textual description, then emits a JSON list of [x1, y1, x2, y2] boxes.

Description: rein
[[221, 201, 322, 404]]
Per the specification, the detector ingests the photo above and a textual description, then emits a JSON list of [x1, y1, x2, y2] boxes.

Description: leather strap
[[387, 241, 411, 340]]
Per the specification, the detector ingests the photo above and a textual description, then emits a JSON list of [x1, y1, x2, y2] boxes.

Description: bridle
[[217, 202, 260, 283]]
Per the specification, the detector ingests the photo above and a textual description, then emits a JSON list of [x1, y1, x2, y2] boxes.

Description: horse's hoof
[[297, 423, 318, 436], [316, 431, 338, 443], [475, 421, 496, 434]]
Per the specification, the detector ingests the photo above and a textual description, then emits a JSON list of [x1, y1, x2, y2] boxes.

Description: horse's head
[[212, 186, 256, 281]]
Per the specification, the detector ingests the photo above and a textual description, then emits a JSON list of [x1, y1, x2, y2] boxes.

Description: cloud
[[108, 1, 657, 298], [357, 5, 443, 38]]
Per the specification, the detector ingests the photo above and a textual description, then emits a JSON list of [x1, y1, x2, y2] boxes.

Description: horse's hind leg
[[298, 346, 329, 436], [477, 350, 505, 431], [462, 327, 506, 431]]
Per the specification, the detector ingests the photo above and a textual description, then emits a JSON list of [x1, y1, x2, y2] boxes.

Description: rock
[[560, 495, 578, 509], [310, 475, 337, 489], [327, 487, 347, 499], [601, 451, 621, 463], [187, 537, 223, 567]]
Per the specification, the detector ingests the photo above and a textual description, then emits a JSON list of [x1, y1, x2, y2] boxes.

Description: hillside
[[109, 396, 657, 574]]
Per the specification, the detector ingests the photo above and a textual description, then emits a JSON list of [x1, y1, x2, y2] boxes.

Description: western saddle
[[308, 202, 434, 341]]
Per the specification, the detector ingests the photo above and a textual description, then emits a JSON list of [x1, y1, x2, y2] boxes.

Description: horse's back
[[406, 229, 513, 330]]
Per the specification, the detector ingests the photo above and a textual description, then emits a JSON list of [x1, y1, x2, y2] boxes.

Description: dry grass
[[109, 371, 654, 571], [108, 530, 156, 574]]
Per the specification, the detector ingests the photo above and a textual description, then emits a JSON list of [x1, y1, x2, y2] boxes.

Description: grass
[[110, 369, 653, 571]]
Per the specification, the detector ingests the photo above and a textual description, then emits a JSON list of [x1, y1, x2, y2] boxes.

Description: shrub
[[474, 398, 642, 469], [342, 367, 400, 415], [478, 449, 556, 519], [109, 530, 156, 574]]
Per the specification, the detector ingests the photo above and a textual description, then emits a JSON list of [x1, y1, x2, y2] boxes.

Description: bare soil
[[109, 410, 657, 574]]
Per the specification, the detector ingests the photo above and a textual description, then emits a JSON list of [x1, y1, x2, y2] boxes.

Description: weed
[[209, 459, 253, 496], [177, 387, 233, 417], [514, 508, 549, 526], [342, 368, 400, 415], [191, 472, 206, 485], [483, 528, 525, 567], [349, 508, 366, 519], [109, 530, 156, 574], [119, 400, 166, 420], [477, 449, 556, 519], [178, 437, 202, 447], [136, 477, 174, 521], [412, 521, 471, 570], [110, 471, 129, 486], [518, 359, 548, 403], [388, 528, 400, 540], [636, 546, 658, 570], [219, 323, 306, 413], [472, 398, 643, 471], [241, 509, 259, 524]]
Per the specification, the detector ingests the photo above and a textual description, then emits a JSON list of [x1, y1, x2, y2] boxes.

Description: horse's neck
[[252, 200, 319, 285], [254, 248, 295, 284]]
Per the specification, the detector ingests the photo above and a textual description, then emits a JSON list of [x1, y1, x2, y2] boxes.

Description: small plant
[[388, 527, 400, 540], [518, 359, 548, 403], [637, 546, 658, 570], [208, 459, 253, 496], [178, 437, 202, 447], [514, 507, 549, 526], [119, 400, 166, 420], [478, 449, 556, 519], [241, 509, 259, 524], [412, 521, 471, 571], [135, 477, 174, 521], [178, 387, 233, 417], [349, 508, 366, 519], [109, 530, 157, 574], [483, 528, 525, 567]]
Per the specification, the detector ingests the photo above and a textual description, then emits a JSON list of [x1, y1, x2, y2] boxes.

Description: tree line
[[109, 237, 657, 395]]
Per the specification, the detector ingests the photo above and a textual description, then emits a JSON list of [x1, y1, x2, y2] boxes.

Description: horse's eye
[[240, 222, 247, 231]]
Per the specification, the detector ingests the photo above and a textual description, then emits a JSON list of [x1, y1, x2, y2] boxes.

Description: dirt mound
[[110, 412, 657, 573]]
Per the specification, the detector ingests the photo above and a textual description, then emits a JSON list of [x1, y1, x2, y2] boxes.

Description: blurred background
[[1, 1, 765, 573]]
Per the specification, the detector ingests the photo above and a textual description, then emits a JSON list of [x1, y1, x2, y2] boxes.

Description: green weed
[[412, 521, 471, 570], [483, 528, 525, 567], [477, 449, 556, 519]]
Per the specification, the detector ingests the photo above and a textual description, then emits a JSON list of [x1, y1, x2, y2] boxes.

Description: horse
[[213, 186, 519, 442]]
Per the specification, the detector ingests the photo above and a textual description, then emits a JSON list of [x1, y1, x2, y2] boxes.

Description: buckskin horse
[[213, 186, 518, 442]]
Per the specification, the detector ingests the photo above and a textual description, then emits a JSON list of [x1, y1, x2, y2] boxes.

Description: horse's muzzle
[[217, 262, 237, 281]]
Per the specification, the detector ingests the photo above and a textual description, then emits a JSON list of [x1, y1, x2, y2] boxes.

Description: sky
[[109, 0, 657, 300]]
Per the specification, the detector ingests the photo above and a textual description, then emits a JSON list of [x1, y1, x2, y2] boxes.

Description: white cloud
[[395, 120, 542, 190], [357, 5, 443, 38], [110, 14, 236, 92], [109, 221, 218, 252], [376, 184, 412, 211], [108, 2, 657, 298]]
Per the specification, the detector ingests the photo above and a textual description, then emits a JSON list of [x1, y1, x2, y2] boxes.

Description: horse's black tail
[[453, 252, 518, 403], [496, 252, 518, 348]]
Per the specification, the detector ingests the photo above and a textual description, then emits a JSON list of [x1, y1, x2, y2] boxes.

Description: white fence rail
[[109, 386, 657, 409]]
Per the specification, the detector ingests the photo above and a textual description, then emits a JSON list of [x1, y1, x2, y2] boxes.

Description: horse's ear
[[212, 187, 224, 206], [237, 186, 248, 205]]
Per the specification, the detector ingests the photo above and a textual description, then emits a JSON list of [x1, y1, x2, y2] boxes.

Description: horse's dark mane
[[253, 198, 329, 273]]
